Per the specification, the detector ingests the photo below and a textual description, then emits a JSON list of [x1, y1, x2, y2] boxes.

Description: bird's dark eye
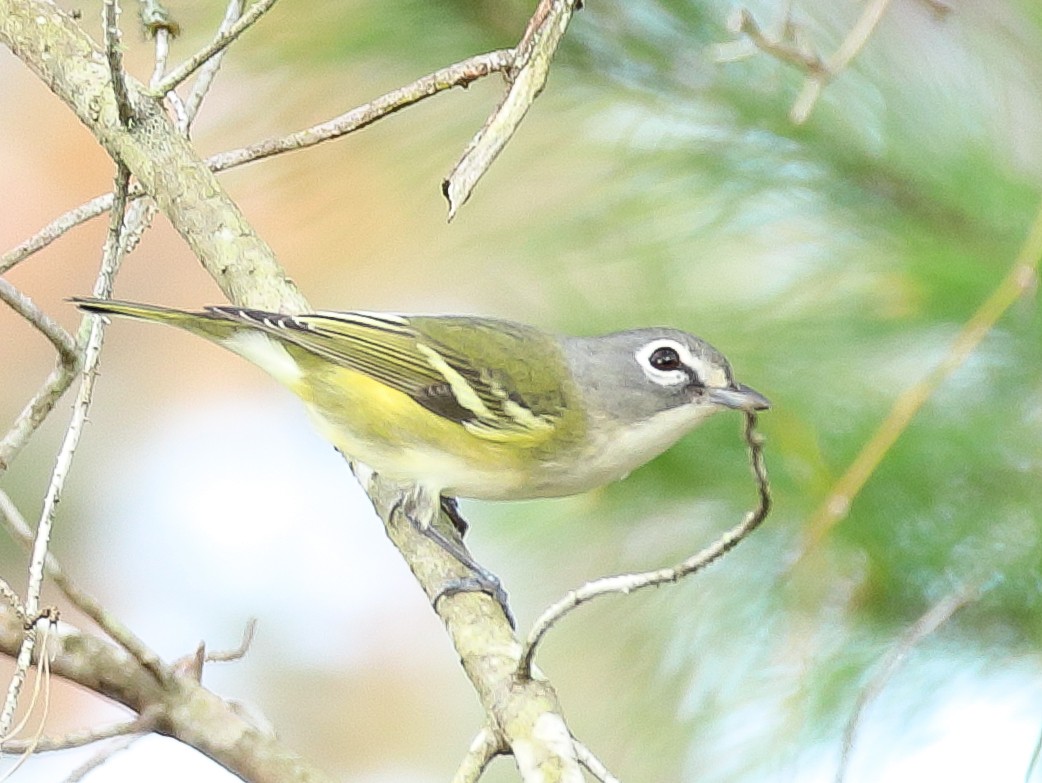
[[648, 346, 683, 371]]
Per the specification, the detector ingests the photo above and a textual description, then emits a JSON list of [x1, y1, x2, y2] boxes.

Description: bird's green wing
[[209, 308, 574, 444]]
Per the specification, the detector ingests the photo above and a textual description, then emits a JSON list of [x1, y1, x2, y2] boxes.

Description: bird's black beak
[[707, 383, 771, 412]]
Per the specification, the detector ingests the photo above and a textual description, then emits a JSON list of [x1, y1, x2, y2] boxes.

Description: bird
[[73, 298, 769, 617]]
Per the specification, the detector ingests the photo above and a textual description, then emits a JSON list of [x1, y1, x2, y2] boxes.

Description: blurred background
[[2, 0, 1042, 781]]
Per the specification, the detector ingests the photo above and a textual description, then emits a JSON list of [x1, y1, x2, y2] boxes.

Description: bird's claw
[[434, 574, 515, 629]]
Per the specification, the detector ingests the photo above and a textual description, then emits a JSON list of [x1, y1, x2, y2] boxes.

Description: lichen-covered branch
[[0, 611, 336, 783], [360, 470, 582, 783]]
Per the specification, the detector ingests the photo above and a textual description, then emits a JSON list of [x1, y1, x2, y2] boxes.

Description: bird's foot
[[391, 489, 514, 628]]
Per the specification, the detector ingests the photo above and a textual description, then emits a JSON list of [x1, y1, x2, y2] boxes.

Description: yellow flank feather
[[300, 363, 534, 497]]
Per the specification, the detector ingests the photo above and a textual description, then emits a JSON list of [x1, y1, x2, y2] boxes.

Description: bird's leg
[[394, 487, 514, 628], [439, 496, 469, 537]]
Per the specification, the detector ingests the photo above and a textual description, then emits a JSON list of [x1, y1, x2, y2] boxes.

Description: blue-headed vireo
[[73, 298, 769, 613], [74, 298, 768, 496]]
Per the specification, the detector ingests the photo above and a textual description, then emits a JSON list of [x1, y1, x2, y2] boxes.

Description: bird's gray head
[[562, 328, 770, 429]]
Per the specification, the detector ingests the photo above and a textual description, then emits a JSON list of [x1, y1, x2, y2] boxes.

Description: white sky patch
[[90, 393, 432, 667]]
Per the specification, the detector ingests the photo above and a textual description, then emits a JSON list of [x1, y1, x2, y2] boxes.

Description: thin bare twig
[[835, 581, 984, 783], [918, 0, 952, 17], [0, 193, 121, 275], [206, 48, 515, 172], [1, 716, 150, 754], [0, 280, 78, 368], [146, 0, 279, 98], [182, 0, 244, 127], [725, 8, 826, 74], [103, 0, 134, 127], [2, 48, 513, 275], [0, 613, 56, 777], [0, 365, 79, 475], [140, 0, 189, 127], [800, 199, 1042, 557], [0, 488, 165, 678], [729, 0, 908, 124], [1025, 723, 1042, 783], [450, 727, 503, 783], [519, 412, 771, 678], [64, 734, 144, 783], [148, 24, 188, 126], [138, 0, 181, 38], [119, 197, 160, 258], [205, 617, 257, 663], [0, 166, 135, 738], [827, 0, 894, 72], [574, 738, 620, 783], [0, 581, 24, 623], [148, 25, 171, 87], [790, 0, 894, 123], [443, 0, 582, 219], [172, 619, 255, 683]]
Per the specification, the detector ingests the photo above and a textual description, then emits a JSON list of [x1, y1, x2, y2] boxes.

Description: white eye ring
[[636, 339, 699, 387]]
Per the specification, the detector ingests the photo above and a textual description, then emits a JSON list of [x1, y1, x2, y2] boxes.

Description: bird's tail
[[72, 297, 241, 342], [73, 297, 306, 389]]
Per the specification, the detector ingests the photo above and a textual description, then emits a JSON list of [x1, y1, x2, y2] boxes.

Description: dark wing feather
[[207, 308, 570, 442]]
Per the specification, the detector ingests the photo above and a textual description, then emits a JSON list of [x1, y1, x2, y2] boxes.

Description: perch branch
[[360, 468, 582, 783]]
